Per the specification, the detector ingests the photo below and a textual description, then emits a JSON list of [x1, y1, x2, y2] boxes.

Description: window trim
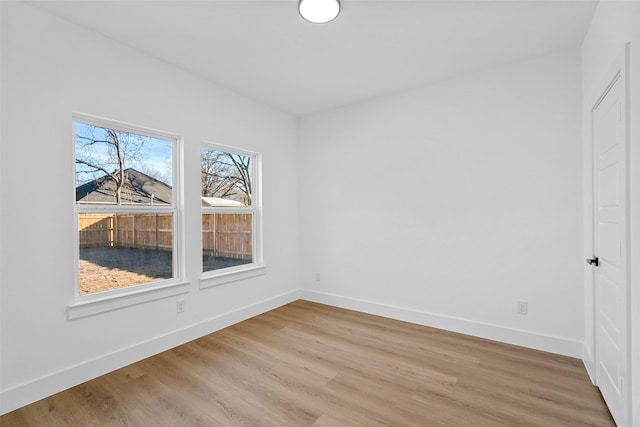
[[199, 141, 264, 289], [70, 113, 185, 318]]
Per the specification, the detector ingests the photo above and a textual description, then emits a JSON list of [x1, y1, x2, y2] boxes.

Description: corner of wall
[[0, 289, 302, 415]]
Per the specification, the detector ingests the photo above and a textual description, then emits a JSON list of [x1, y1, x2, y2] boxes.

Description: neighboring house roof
[[76, 168, 172, 205], [201, 197, 244, 207]]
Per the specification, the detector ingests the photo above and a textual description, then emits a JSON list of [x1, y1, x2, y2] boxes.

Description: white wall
[[298, 50, 584, 357], [0, 2, 299, 413], [581, 2, 640, 425]]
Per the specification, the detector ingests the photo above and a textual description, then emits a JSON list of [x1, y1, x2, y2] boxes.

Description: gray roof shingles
[[76, 168, 172, 205]]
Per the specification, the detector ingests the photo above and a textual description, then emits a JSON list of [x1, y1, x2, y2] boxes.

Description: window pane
[[201, 148, 252, 206], [202, 213, 253, 272], [78, 213, 173, 294], [75, 122, 173, 206]]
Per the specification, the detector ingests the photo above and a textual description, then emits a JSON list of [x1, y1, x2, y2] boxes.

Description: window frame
[[200, 141, 264, 288], [69, 113, 187, 319]]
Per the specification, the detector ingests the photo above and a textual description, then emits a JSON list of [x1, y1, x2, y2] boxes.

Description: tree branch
[[75, 159, 117, 182]]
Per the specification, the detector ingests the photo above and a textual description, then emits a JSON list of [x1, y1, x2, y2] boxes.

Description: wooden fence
[[79, 213, 252, 260], [78, 214, 114, 247], [78, 213, 172, 251], [202, 213, 252, 260]]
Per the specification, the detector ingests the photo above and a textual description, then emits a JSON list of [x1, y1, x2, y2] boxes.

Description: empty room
[[1, 0, 639, 426]]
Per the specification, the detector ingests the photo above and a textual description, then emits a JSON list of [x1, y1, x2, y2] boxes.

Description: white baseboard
[[300, 290, 583, 358], [0, 289, 301, 415], [582, 343, 596, 384]]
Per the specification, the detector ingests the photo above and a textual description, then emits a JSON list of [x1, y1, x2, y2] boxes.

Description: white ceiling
[[30, 0, 597, 116]]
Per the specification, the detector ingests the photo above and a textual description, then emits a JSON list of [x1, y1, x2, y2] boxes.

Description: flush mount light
[[299, 0, 341, 24]]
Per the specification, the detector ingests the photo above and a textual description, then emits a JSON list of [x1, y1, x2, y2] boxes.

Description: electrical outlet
[[177, 299, 185, 314], [517, 301, 528, 315], [315, 273, 321, 282]]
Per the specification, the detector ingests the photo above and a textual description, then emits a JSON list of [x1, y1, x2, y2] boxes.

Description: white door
[[591, 54, 629, 426]]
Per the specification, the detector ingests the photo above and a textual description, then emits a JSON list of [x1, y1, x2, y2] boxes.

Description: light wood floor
[[2, 300, 615, 426]]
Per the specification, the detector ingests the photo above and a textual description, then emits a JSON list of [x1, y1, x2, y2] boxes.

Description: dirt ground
[[79, 246, 250, 295]]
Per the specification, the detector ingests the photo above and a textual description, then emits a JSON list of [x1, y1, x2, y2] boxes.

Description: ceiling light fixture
[[299, 0, 341, 24]]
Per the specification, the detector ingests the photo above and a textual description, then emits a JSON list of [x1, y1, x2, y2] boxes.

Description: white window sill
[[200, 264, 266, 289], [68, 280, 190, 320]]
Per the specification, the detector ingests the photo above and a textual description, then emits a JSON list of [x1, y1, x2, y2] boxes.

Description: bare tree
[[201, 150, 252, 205], [201, 149, 232, 198], [75, 127, 146, 204], [225, 153, 252, 205]]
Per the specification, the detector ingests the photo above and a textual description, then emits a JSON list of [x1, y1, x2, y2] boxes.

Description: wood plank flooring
[[1, 300, 615, 426]]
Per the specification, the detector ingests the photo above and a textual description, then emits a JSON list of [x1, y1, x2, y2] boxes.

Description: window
[[201, 143, 263, 286], [73, 115, 183, 305]]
